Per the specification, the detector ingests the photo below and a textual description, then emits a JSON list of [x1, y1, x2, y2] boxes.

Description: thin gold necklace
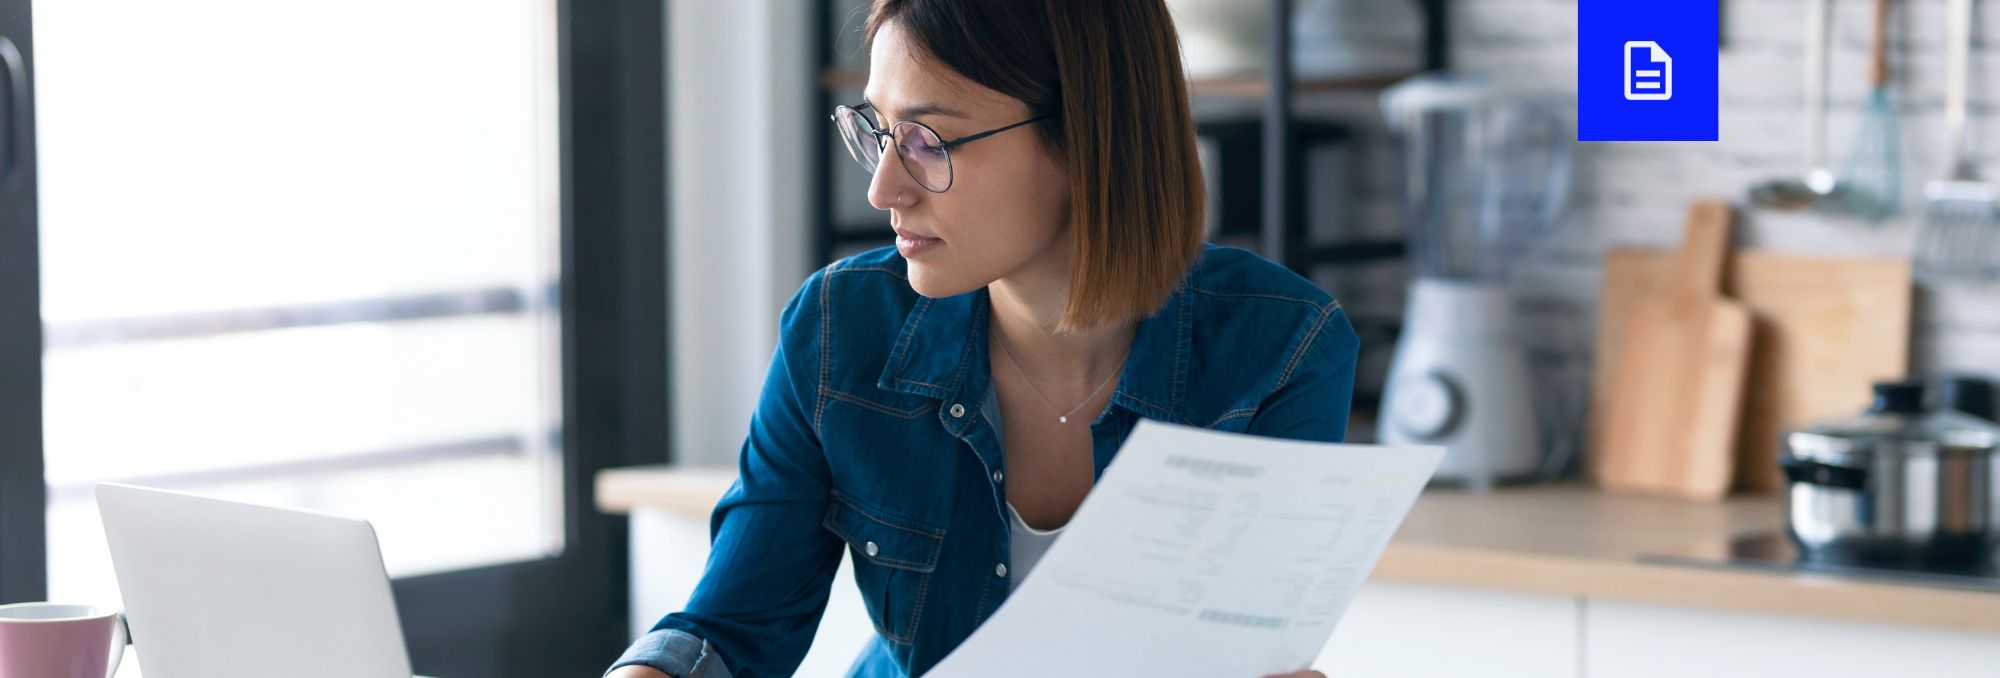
[[993, 332, 1127, 424]]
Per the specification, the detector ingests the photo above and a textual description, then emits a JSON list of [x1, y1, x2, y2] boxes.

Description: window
[[35, 0, 563, 610]]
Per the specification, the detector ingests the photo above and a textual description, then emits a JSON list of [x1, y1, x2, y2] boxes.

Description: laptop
[[97, 483, 435, 678]]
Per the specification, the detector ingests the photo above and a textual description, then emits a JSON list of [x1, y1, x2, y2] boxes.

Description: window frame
[[0, 1, 671, 675]]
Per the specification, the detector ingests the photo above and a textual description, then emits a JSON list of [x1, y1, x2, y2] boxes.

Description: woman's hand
[[1261, 671, 1327, 678], [605, 666, 672, 678]]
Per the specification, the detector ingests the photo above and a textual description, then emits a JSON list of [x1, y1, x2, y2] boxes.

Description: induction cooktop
[[1638, 532, 2000, 593]]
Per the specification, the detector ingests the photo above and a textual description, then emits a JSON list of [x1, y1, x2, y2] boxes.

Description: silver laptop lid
[[96, 483, 415, 678]]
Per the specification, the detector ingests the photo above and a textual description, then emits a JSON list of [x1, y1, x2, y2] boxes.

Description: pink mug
[[0, 602, 127, 678]]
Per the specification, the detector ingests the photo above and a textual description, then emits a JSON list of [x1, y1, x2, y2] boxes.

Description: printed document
[[923, 419, 1444, 677]]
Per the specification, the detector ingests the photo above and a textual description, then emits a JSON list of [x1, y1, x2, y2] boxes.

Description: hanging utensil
[[1839, 0, 1901, 223], [1914, 0, 2000, 282], [1750, 0, 1846, 210]]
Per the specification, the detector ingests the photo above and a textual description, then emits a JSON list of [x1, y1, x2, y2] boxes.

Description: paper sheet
[[924, 419, 1443, 677]]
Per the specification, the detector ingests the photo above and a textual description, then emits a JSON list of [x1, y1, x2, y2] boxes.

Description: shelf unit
[[808, 1, 1451, 416]]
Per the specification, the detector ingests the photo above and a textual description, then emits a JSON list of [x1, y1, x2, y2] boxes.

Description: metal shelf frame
[[809, 0, 1448, 271]]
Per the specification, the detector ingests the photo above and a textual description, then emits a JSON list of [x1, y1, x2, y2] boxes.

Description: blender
[[1376, 74, 1572, 490]]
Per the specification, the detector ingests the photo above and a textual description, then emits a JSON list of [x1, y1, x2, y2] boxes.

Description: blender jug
[[1376, 74, 1572, 489]]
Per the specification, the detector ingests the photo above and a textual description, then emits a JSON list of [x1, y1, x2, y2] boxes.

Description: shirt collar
[[876, 272, 1191, 424]]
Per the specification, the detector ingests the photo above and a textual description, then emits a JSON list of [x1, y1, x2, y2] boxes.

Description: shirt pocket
[[821, 492, 945, 646], [1202, 405, 1259, 433]]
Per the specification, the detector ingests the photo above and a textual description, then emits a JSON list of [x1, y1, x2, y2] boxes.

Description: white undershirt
[[1004, 500, 1063, 592], [981, 387, 1068, 592]]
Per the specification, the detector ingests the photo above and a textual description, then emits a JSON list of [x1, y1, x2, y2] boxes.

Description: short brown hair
[[865, 0, 1205, 335]]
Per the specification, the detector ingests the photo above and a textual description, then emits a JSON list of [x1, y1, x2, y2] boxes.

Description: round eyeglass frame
[[830, 101, 1057, 193]]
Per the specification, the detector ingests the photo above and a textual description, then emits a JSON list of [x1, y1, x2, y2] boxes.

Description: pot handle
[[1779, 455, 1870, 490]]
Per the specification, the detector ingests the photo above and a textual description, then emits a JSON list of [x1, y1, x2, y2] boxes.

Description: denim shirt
[[608, 243, 1359, 678]]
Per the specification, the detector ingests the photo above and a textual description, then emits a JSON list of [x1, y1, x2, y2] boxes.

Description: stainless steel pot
[[1779, 381, 2000, 567]]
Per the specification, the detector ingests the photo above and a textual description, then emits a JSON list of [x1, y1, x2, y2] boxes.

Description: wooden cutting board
[[1592, 201, 1755, 500], [1591, 246, 1911, 495]]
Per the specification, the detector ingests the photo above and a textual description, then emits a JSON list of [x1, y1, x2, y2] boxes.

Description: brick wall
[[1279, 0, 2000, 453], [1462, 0, 2000, 366]]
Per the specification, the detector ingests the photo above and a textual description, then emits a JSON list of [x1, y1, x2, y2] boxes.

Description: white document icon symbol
[[1623, 41, 1672, 101]]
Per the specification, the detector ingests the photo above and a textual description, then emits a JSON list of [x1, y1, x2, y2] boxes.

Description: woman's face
[[864, 19, 1072, 299]]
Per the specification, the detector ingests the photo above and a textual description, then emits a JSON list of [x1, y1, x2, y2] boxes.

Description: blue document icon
[[1624, 41, 1672, 101], [1580, 0, 1714, 140]]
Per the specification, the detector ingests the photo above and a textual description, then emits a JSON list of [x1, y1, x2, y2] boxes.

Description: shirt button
[[991, 469, 1004, 484], [950, 403, 966, 418], [994, 563, 1008, 578], [864, 541, 879, 557]]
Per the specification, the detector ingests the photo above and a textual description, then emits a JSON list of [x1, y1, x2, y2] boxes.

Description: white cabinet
[[1583, 600, 2000, 678], [1313, 582, 1581, 678], [626, 509, 2000, 678], [1309, 584, 2000, 678]]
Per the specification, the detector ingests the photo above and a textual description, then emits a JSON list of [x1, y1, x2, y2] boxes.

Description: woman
[[607, 1, 1356, 676]]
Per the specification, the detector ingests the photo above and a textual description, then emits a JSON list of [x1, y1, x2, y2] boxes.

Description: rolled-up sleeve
[[606, 628, 734, 678], [1245, 303, 1359, 443], [606, 269, 844, 678]]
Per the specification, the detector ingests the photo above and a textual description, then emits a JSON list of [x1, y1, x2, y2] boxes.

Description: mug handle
[[105, 612, 128, 678]]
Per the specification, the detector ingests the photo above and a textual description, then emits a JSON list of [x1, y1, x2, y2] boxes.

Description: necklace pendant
[[1058, 415, 1068, 423]]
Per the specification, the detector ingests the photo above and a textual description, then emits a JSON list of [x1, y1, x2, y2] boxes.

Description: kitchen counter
[[595, 466, 2000, 635]]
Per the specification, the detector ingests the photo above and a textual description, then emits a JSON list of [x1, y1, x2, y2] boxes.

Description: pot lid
[[1786, 381, 2000, 463]]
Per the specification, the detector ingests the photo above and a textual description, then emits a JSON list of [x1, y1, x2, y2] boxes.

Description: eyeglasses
[[830, 101, 1057, 193]]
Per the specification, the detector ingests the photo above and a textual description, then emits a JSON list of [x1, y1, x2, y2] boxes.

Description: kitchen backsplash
[[1201, 0, 1996, 464], [1462, 0, 1998, 372], [1281, 0, 1998, 447]]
